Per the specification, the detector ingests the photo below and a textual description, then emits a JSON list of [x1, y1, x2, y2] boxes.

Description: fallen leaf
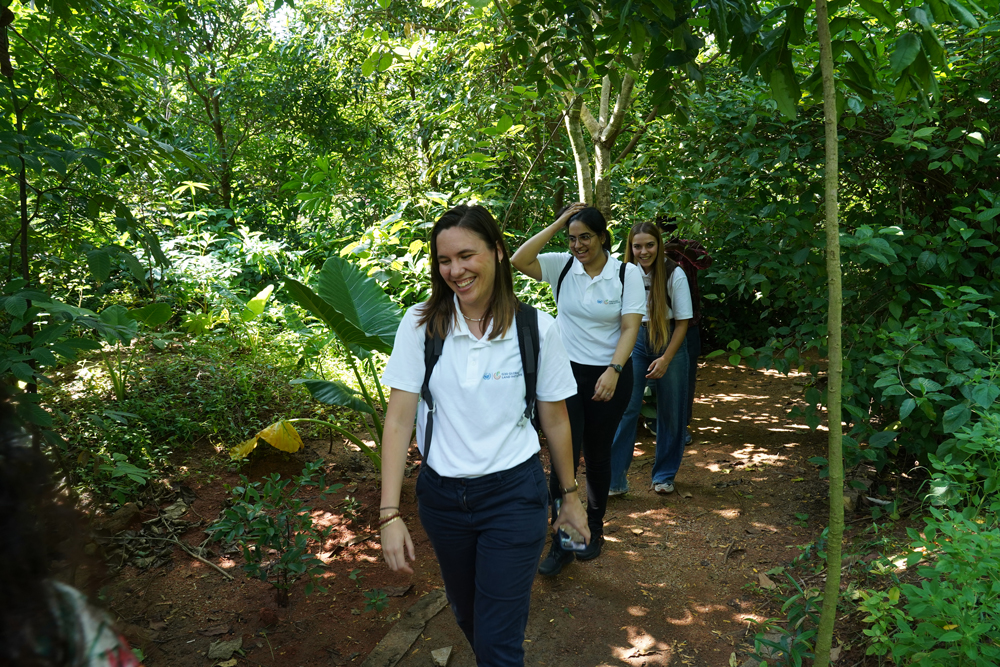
[[681, 491, 693, 499], [207, 638, 242, 660], [758, 573, 777, 589], [631, 528, 644, 535], [198, 623, 231, 637], [431, 646, 452, 666], [149, 621, 167, 631], [217, 660, 237, 667], [830, 644, 842, 662], [384, 585, 413, 597], [745, 527, 761, 535]]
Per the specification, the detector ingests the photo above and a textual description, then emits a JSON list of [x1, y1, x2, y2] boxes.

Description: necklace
[[462, 312, 483, 322]]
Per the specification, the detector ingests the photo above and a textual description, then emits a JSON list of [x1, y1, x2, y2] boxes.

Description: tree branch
[[613, 105, 659, 165], [502, 96, 578, 230]]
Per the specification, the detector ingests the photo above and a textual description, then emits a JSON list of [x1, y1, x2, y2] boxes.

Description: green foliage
[[927, 410, 1000, 513], [281, 255, 403, 470], [860, 509, 1000, 666], [208, 460, 343, 607], [363, 588, 389, 613]]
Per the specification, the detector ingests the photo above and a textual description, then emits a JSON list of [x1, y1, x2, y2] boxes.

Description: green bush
[[860, 509, 1000, 666], [208, 460, 342, 607]]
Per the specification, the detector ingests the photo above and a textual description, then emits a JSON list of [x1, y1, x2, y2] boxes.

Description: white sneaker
[[653, 482, 675, 494], [608, 487, 628, 497]]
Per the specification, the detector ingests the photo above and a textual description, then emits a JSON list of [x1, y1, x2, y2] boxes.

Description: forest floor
[[95, 357, 865, 667]]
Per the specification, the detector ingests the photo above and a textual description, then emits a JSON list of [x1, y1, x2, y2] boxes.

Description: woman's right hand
[[554, 202, 587, 228], [380, 519, 415, 574]]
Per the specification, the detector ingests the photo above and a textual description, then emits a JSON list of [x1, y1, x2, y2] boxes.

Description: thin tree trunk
[[5, 41, 38, 449], [813, 0, 844, 663], [564, 93, 593, 205]]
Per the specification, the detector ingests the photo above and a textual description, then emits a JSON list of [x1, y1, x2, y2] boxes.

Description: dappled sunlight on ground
[[610, 627, 673, 664]]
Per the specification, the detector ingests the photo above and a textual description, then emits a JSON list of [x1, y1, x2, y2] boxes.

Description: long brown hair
[[624, 221, 670, 352], [417, 204, 518, 341]]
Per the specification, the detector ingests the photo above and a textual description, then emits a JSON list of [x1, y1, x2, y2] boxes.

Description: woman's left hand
[[593, 367, 620, 402], [552, 493, 591, 545], [647, 352, 674, 380]]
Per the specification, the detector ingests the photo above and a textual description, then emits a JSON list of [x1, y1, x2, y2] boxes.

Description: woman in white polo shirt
[[511, 203, 645, 576], [609, 221, 693, 496], [379, 204, 588, 666]]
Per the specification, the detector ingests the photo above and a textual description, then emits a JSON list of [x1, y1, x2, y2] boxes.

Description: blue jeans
[[609, 326, 690, 491], [417, 455, 549, 666]]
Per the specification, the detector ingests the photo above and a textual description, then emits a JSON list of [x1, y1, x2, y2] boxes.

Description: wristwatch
[[609, 363, 623, 373]]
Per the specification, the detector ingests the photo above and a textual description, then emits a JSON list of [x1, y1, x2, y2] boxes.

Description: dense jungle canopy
[[1, 0, 998, 663]]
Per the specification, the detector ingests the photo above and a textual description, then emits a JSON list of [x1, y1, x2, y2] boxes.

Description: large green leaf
[[240, 284, 274, 322], [98, 305, 138, 345], [296, 379, 375, 414], [285, 256, 401, 355], [129, 303, 172, 327], [890, 32, 921, 74], [769, 62, 800, 120]]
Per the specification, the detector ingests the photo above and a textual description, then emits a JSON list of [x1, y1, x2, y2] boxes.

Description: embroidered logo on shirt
[[597, 298, 621, 305]]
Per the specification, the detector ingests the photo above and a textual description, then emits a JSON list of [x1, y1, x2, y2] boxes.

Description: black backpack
[[420, 302, 541, 463], [555, 256, 628, 303]]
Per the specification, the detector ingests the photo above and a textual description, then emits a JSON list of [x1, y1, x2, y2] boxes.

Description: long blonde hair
[[624, 222, 670, 352]]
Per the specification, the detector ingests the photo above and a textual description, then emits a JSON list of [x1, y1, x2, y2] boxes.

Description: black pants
[[549, 358, 634, 538]]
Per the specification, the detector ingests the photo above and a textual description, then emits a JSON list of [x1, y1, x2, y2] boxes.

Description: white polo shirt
[[381, 297, 576, 478], [641, 265, 693, 322], [537, 252, 646, 365]]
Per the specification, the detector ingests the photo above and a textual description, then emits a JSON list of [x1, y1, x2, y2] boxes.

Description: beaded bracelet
[[378, 511, 401, 527], [379, 516, 402, 530]]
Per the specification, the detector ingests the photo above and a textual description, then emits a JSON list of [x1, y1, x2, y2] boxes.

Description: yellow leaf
[[228, 420, 303, 459], [258, 420, 304, 453], [229, 435, 259, 460], [943, 624, 958, 630]]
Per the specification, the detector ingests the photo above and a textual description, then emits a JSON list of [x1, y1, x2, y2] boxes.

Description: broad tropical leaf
[[230, 420, 304, 459], [129, 303, 172, 327], [284, 256, 401, 354], [296, 379, 374, 414], [241, 284, 274, 322]]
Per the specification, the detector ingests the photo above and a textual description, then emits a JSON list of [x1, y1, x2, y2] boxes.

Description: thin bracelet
[[378, 512, 401, 527], [379, 506, 399, 511], [560, 482, 579, 495], [379, 516, 402, 530]]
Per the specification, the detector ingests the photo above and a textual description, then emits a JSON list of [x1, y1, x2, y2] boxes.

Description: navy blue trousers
[[417, 455, 549, 666]]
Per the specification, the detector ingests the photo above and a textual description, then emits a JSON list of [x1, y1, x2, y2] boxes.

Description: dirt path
[[101, 357, 831, 666], [392, 359, 830, 667]]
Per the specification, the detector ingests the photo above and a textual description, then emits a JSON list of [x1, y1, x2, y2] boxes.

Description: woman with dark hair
[[0, 399, 143, 667], [379, 204, 588, 666], [609, 221, 693, 495], [510, 203, 645, 575]]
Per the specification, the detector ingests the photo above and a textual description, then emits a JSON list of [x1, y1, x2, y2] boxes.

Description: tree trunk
[[564, 93, 593, 205], [211, 95, 232, 210], [592, 140, 612, 221], [813, 0, 844, 664]]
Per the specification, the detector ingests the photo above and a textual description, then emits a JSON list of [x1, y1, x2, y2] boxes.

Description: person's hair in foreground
[[624, 221, 670, 352], [0, 400, 78, 666], [417, 204, 518, 340]]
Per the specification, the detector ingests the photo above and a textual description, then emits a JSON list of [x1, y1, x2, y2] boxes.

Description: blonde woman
[[609, 221, 692, 495]]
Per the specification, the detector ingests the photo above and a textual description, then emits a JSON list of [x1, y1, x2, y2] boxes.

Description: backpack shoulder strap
[[663, 259, 679, 317], [619, 261, 627, 299], [515, 302, 541, 430], [420, 331, 445, 463], [554, 257, 574, 303]]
